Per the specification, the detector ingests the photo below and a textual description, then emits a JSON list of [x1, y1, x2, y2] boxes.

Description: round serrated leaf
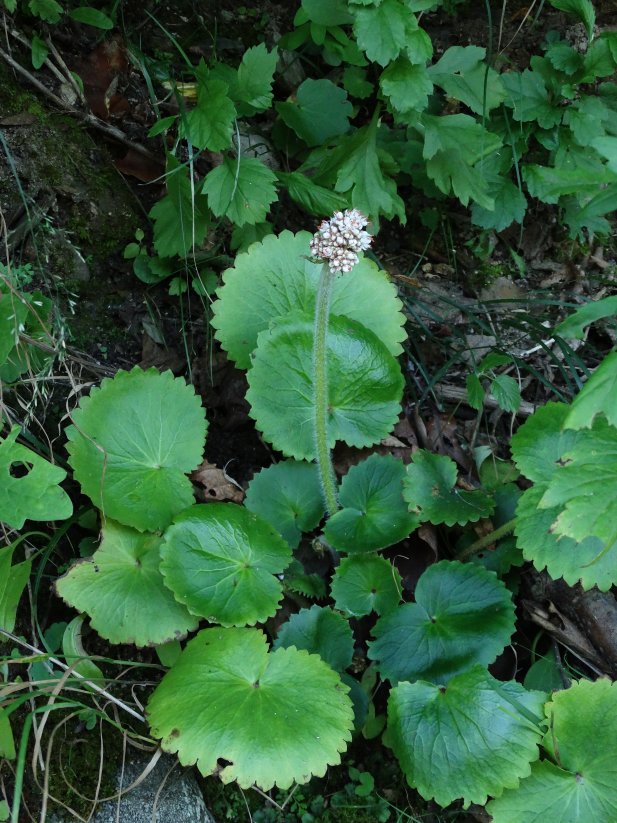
[[273, 605, 353, 672], [66, 368, 206, 532], [247, 312, 404, 461], [403, 449, 494, 525], [160, 503, 291, 626], [211, 231, 406, 369], [489, 679, 617, 823], [245, 460, 325, 548], [324, 454, 418, 553], [55, 520, 198, 647], [368, 560, 515, 684], [331, 555, 402, 617], [510, 402, 582, 484], [147, 628, 354, 789], [388, 666, 544, 807]]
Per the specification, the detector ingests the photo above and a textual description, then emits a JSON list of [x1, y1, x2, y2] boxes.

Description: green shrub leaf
[[331, 555, 402, 617], [246, 312, 404, 461], [277, 79, 352, 147], [388, 666, 544, 807], [368, 560, 515, 684], [232, 44, 278, 115], [278, 172, 350, 216], [150, 157, 210, 258], [273, 605, 354, 672], [203, 157, 277, 227], [56, 520, 197, 647], [554, 296, 617, 339], [428, 46, 506, 114], [147, 628, 354, 789], [66, 368, 206, 532], [245, 461, 325, 548], [160, 503, 292, 626], [179, 77, 236, 151], [403, 449, 494, 526], [352, 0, 418, 66], [489, 679, 617, 822], [68, 7, 114, 29], [502, 70, 563, 128], [380, 59, 433, 113], [565, 351, 617, 428], [324, 454, 418, 553]]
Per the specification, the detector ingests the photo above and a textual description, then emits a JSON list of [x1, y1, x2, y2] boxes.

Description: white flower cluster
[[309, 209, 372, 273]]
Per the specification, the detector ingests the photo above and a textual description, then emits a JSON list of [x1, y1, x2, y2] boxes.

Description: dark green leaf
[[274, 605, 354, 672]]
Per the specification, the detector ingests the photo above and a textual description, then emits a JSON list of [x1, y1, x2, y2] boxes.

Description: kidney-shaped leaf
[[247, 312, 404, 461], [510, 402, 583, 484], [160, 503, 292, 626], [368, 560, 515, 684], [66, 368, 207, 532], [388, 666, 544, 807], [331, 554, 402, 617], [489, 678, 617, 822], [273, 605, 353, 672], [56, 520, 198, 647], [211, 231, 406, 369], [324, 454, 418, 553], [147, 628, 354, 790]]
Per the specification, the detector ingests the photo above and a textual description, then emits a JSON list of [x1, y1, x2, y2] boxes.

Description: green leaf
[[245, 460, 325, 549], [202, 157, 277, 227], [0, 540, 32, 636], [0, 426, 72, 529], [592, 135, 617, 172], [368, 560, 515, 684], [302, 0, 353, 25], [148, 115, 178, 137], [61, 615, 106, 682], [69, 7, 114, 29], [523, 648, 564, 692], [0, 288, 28, 367], [510, 402, 581, 484], [324, 454, 418, 553], [246, 312, 404, 461], [331, 554, 402, 617], [491, 374, 522, 413], [283, 560, 327, 599], [66, 368, 206, 532], [160, 503, 291, 627], [229, 222, 273, 253], [403, 449, 494, 526], [0, 711, 15, 760], [278, 172, 349, 216], [556, 297, 617, 339], [28, 0, 62, 23], [466, 373, 485, 410], [56, 520, 197, 647], [232, 44, 278, 115], [147, 628, 354, 789], [150, 157, 210, 258], [380, 59, 433, 113], [277, 79, 352, 147], [502, 70, 563, 128], [566, 97, 610, 144], [489, 679, 617, 822], [524, 164, 616, 204], [471, 170, 527, 231], [428, 46, 506, 114], [212, 231, 406, 369], [352, 0, 418, 66], [179, 78, 235, 151], [31, 34, 48, 69], [565, 351, 617, 428], [273, 605, 354, 672], [563, 183, 617, 238], [388, 666, 544, 807], [343, 66, 374, 99], [547, 0, 595, 40]]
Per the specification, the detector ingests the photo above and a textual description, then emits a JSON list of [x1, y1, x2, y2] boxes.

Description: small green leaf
[[428, 45, 506, 114], [274, 605, 354, 672], [232, 44, 278, 115], [466, 373, 485, 410], [56, 520, 198, 647], [343, 66, 374, 99], [511, 402, 581, 484], [380, 59, 433, 113], [150, 157, 210, 258], [352, 0, 418, 66], [277, 79, 352, 147], [302, 0, 353, 26], [368, 560, 515, 684], [179, 78, 235, 151], [69, 7, 114, 29], [61, 615, 106, 682], [565, 351, 617, 428], [148, 116, 178, 137], [324, 454, 418, 553], [403, 449, 494, 526], [202, 157, 277, 227], [555, 296, 617, 339], [491, 374, 521, 413], [147, 628, 354, 789], [0, 540, 32, 636], [245, 461, 325, 549], [278, 172, 349, 217], [331, 554, 402, 617], [524, 164, 615, 204], [28, 0, 62, 23], [547, 0, 595, 40], [388, 666, 544, 807], [0, 711, 15, 760], [31, 34, 48, 69], [502, 69, 563, 128], [160, 503, 292, 627]]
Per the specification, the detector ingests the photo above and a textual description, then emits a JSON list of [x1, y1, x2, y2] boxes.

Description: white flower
[[309, 209, 372, 273]]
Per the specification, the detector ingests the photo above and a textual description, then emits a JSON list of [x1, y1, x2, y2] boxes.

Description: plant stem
[[313, 263, 339, 517], [456, 517, 517, 561]]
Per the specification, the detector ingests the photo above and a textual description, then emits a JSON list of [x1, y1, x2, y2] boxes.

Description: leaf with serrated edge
[[565, 351, 617, 428], [56, 520, 197, 647], [368, 560, 515, 684], [331, 555, 401, 617], [66, 368, 206, 532], [510, 402, 581, 484], [388, 666, 544, 807], [246, 312, 403, 461], [147, 628, 354, 790], [202, 157, 277, 227], [160, 503, 291, 627], [273, 605, 354, 672]]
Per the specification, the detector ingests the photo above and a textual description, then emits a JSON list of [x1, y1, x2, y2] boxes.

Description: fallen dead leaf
[[191, 460, 244, 503]]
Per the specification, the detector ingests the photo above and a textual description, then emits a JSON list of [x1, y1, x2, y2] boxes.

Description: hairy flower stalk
[[310, 210, 372, 516]]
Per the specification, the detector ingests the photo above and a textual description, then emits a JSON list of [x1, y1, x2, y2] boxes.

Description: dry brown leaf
[[191, 460, 244, 503]]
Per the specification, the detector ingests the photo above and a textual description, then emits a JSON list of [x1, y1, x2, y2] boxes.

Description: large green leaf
[[368, 561, 515, 684], [56, 520, 198, 647], [502, 70, 563, 129], [66, 368, 206, 532], [331, 554, 401, 617], [160, 503, 291, 627], [403, 449, 494, 526], [277, 79, 352, 147], [202, 157, 277, 227], [352, 0, 418, 66], [547, 0, 595, 39], [388, 666, 544, 807], [231, 44, 278, 116], [380, 59, 433, 113], [273, 605, 354, 672], [246, 312, 404, 461], [178, 77, 235, 150], [147, 628, 354, 789], [0, 426, 72, 529], [245, 460, 325, 549], [554, 296, 617, 340], [212, 231, 406, 369], [278, 172, 349, 217], [565, 351, 617, 428], [510, 402, 582, 484], [0, 540, 32, 636], [489, 679, 617, 822], [324, 454, 418, 553], [428, 46, 506, 114]]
